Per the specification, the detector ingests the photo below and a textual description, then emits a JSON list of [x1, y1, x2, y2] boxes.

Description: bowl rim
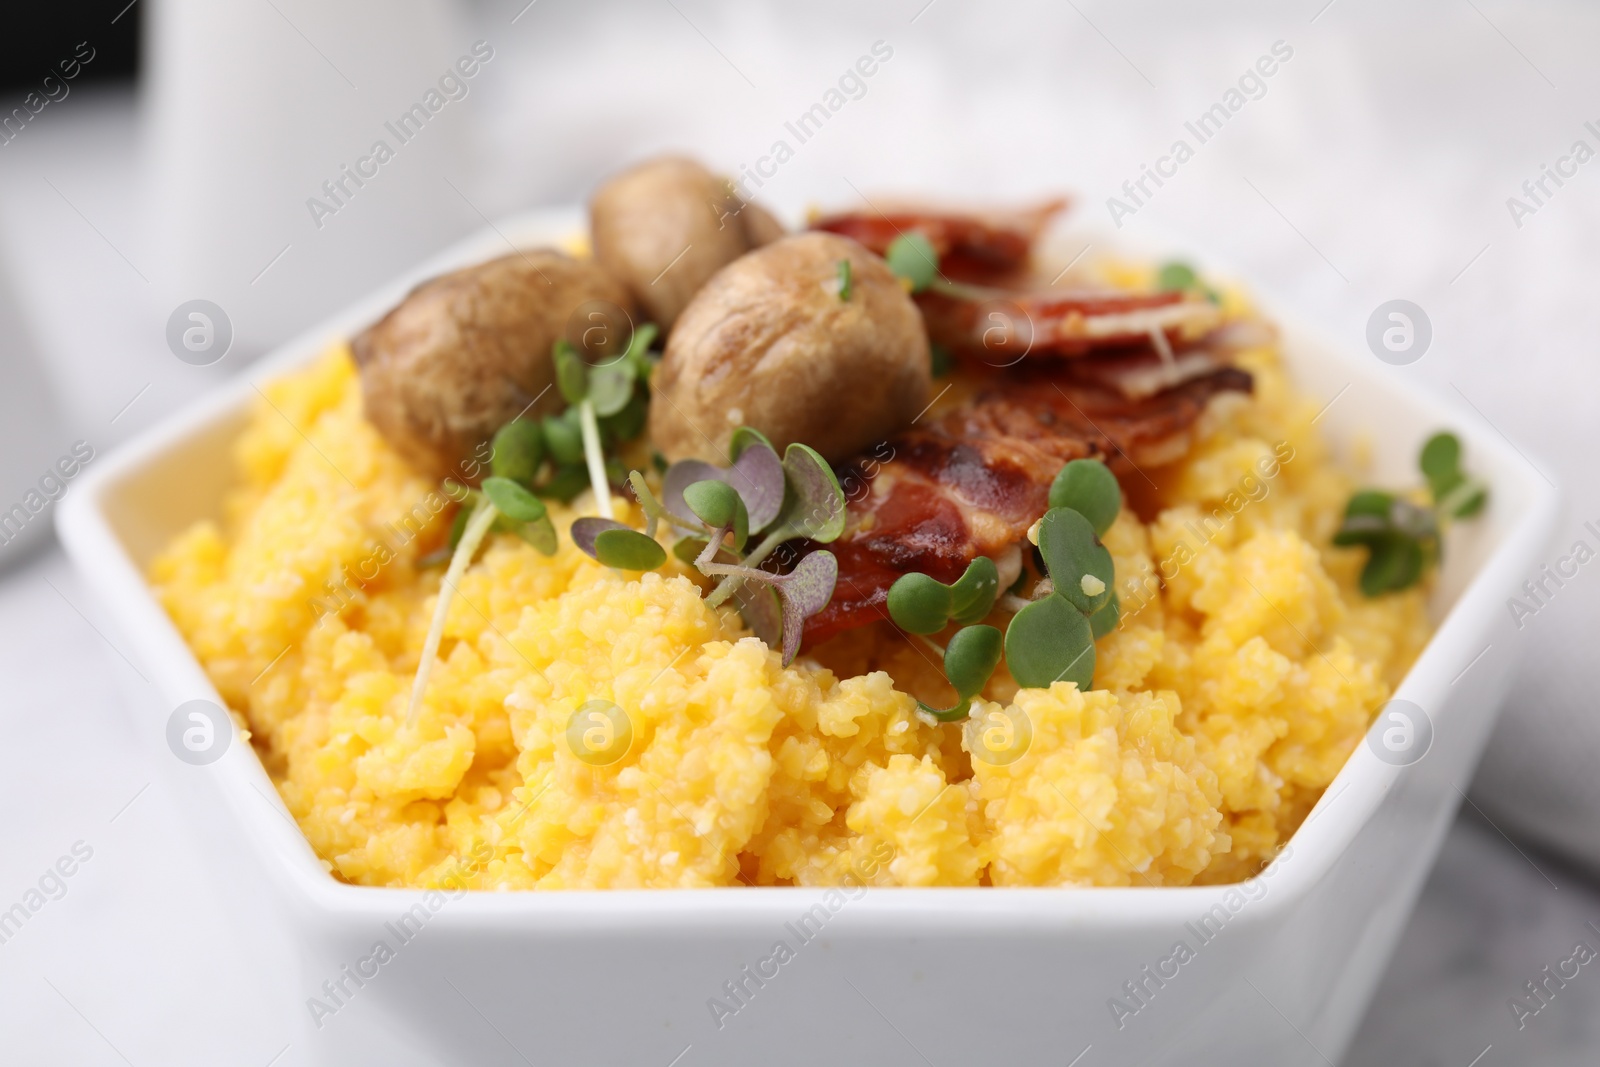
[[55, 207, 1561, 934]]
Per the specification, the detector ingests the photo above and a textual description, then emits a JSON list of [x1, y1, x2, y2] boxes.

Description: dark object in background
[[0, 1, 139, 91]]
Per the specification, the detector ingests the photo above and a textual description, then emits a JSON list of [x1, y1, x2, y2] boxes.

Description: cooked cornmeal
[[149, 316, 1430, 890]]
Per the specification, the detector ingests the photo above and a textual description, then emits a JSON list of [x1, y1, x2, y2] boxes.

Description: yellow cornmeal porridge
[[149, 329, 1429, 890]]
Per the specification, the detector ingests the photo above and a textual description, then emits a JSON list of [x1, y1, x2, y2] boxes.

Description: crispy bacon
[[916, 288, 1223, 364], [802, 364, 1252, 648], [810, 205, 1220, 362], [811, 200, 1066, 284]]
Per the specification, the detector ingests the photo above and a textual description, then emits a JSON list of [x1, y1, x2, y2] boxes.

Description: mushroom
[[589, 155, 784, 332], [649, 232, 932, 465], [353, 250, 633, 478]]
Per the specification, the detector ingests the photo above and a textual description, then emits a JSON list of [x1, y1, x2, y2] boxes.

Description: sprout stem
[[408, 499, 497, 725], [578, 398, 614, 520], [704, 528, 787, 607]]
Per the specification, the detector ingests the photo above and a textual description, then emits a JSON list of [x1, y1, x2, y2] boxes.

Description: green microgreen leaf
[[944, 624, 1002, 698], [836, 258, 853, 302], [1036, 507, 1114, 615], [1439, 479, 1489, 520], [949, 556, 1001, 625], [1089, 591, 1121, 639], [542, 411, 585, 466], [674, 535, 710, 565], [918, 624, 1003, 722], [624, 322, 660, 380], [1419, 432, 1463, 500], [887, 572, 954, 635], [589, 360, 636, 418], [481, 476, 547, 523], [594, 527, 667, 571], [600, 389, 648, 443], [1004, 594, 1095, 691], [535, 464, 589, 503], [728, 425, 774, 462], [1156, 261, 1198, 292], [1047, 459, 1122, 536], [491, 420, 544, 485], [1359, 535, 1424, 597], [570, 516, 627, 557], [510, 514, 558, 556], [885, 232, 938, 293], [683, 479, 741, 530], [930, 342, 955, 378], [554, 339, 589, 405]]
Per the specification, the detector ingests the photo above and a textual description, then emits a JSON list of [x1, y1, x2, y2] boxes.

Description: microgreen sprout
[[1155, 260, 1221, 305], [885, 232, 938, 293], [1335, 430, 1488, 597], [408, 497, 497, 724], [567, 427, 845, 666], [886, 457, 1125, 718], [835, 258, 853, 302], [549, 324, 660, 515], [917, 624, 1005, 722], [883, 232, 1016, 303]]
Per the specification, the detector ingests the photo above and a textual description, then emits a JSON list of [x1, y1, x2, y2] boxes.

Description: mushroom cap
[[352, 250, 634, 478], [649, 232, 932, 465], [589, 155, 783, 331]]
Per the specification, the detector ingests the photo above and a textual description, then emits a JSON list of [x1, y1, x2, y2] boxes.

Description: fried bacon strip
[[811, 200, 1066, 285], [811, 205, 1220, 362], [915, 288, 1222, 364], [802, 363, 1252, 648]]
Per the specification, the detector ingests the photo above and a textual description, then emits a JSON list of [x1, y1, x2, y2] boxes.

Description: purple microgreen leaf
[[733, 579, 784, 652], [663, 460, 724, 527], [771, 443, 847, 544], [729, 439, 784, 531], [570, 517, 632, 559], [771, 550, 837, 666]]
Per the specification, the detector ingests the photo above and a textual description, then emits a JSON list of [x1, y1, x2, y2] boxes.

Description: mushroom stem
[[408, 499, 497, 725], [578, 398, 615, 520]]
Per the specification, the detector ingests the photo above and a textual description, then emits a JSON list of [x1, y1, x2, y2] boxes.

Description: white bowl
[[57, 209, 1558, 1066]]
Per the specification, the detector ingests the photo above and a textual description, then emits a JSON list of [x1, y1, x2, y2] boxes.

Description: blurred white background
[[2, 0, 1598, 1062]]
